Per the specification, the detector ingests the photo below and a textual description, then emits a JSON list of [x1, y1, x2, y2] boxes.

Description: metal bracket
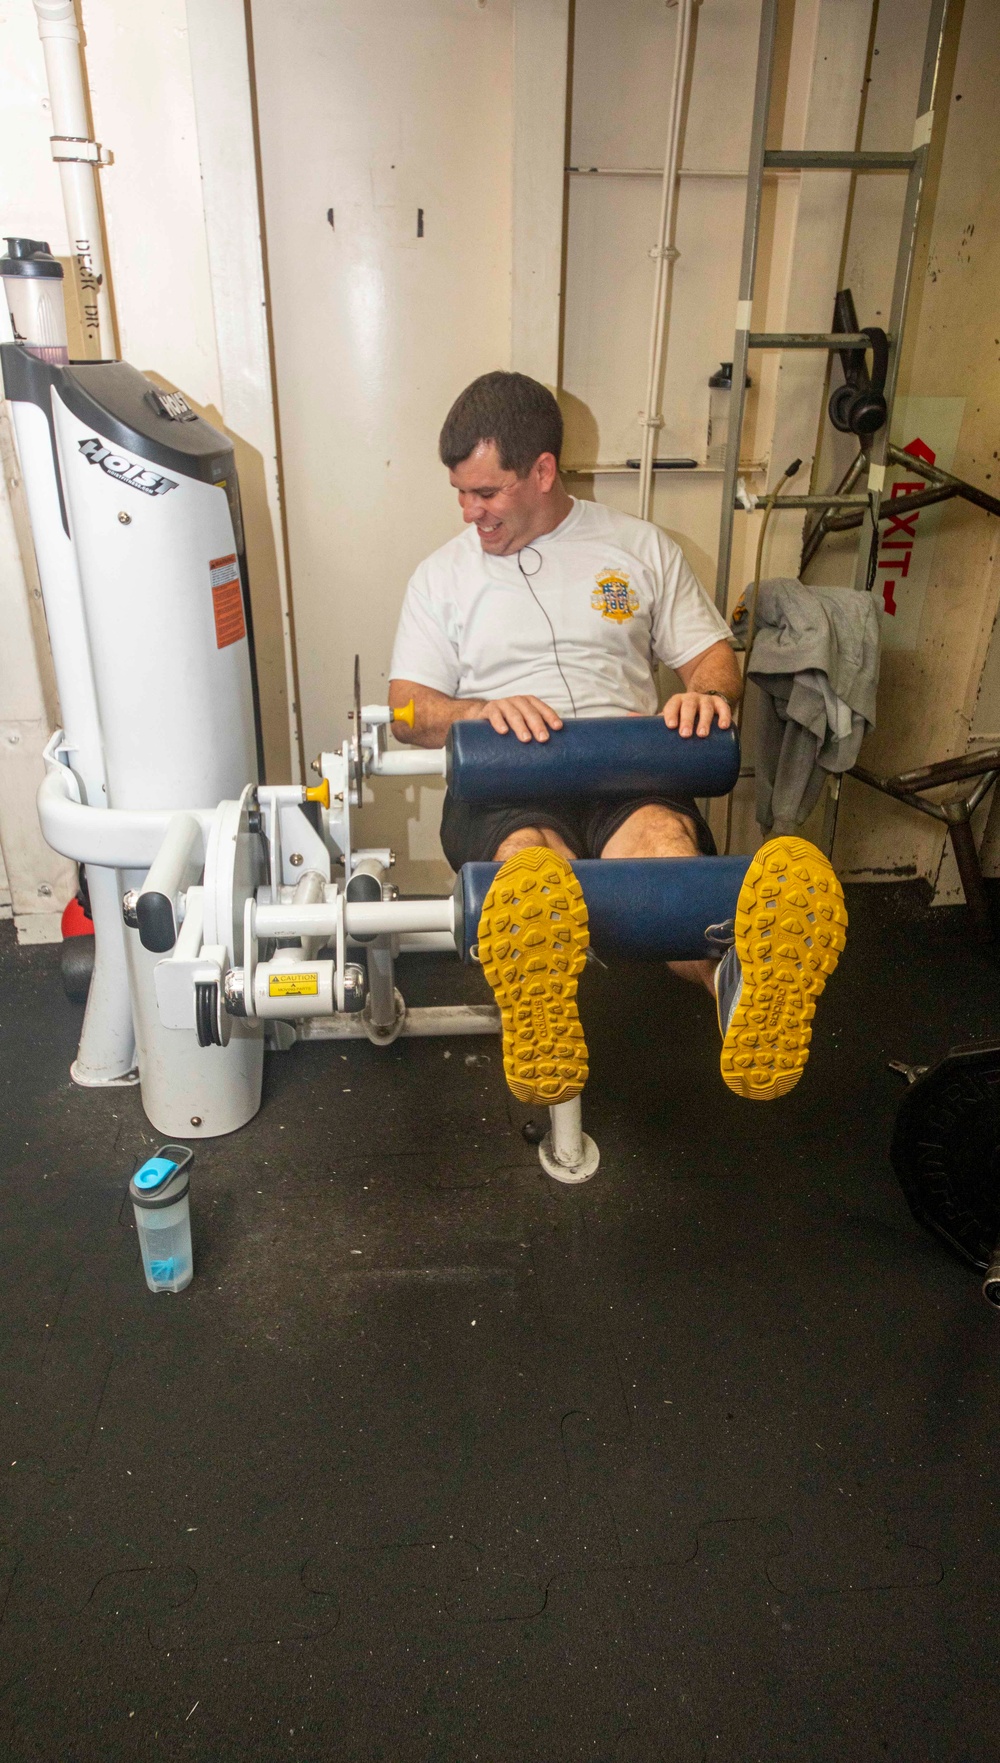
[[50, 135, 111, 165]]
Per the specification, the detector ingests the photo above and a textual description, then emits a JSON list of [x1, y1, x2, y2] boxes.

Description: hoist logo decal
[[591, 569, 638, 624], [78, 437, 178, 497]]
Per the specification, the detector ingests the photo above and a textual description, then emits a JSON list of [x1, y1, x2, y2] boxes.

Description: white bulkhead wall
[[248, 0, 517, 891]]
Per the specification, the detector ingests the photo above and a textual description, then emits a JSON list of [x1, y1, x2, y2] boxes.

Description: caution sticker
[[268, 972, 319, 998], [209, 553, 246, 650]]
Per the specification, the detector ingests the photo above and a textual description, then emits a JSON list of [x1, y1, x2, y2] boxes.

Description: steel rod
[[747, 332, 874, 349], [763, 149, 915, 170], [297, 1005, 500, 1041]]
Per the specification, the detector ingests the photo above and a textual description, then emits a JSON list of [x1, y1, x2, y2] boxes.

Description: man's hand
[[662, 691, 734, 737], [474, 696, 563, 743]]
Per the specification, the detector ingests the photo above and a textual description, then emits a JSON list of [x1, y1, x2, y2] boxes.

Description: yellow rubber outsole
[[477, 848, 590, 1106], [720, 835, 848, 1102]]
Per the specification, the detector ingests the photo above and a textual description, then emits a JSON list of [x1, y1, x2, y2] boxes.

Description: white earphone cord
[[517, 545, 579, 718]]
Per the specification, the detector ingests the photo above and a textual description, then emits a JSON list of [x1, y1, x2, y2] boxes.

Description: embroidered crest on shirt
[[592, 569, 639, 624]]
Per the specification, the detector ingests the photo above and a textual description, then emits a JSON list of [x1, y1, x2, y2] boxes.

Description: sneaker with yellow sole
[[716, 835, 847, 1101], [477, 847, 590, 1105]]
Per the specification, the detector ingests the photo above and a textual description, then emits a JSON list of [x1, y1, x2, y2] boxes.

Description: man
[[389, 371, 845, 1105]]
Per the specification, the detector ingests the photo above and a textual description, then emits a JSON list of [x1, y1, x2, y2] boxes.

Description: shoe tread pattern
[[477, 848, 589, 1105], [721, 836, 847, 1102]]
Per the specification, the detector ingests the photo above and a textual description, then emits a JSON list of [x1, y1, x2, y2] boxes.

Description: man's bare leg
[[600, 804, 718, 996]]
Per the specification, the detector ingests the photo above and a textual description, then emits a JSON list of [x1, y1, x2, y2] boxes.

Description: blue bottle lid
[[129, 1143, 193, 1210], [134, 1156, 178, 1192]]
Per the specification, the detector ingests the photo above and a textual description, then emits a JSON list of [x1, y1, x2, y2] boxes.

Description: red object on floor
[[61, 896, 93, 938]]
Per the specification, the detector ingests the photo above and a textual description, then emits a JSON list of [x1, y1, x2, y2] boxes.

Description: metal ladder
[[713, 0, 951, 617]]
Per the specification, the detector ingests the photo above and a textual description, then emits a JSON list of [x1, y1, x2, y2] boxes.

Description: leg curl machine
[[45, 693, 749, 1177], [3, 337, 771, 1178]]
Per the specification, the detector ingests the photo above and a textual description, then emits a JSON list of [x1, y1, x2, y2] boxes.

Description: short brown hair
[[439, 371, 563, 476]]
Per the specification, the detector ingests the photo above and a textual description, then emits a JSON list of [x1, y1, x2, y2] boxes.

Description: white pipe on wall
[[33, 0, 115, 357], [637, 0, 695, 522]]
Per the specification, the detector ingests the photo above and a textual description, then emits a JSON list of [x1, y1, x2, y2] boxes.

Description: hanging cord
[[723, 458, 802, 855], [517, 545, 579, 717]]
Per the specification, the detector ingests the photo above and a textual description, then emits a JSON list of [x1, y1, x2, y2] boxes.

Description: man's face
[[449, 441, 554, 556]]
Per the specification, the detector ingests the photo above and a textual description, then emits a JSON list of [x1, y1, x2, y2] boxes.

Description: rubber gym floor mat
[[0, 884, 998, 1762]]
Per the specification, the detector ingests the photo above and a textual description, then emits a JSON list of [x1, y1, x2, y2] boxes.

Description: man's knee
[[600, 803, 700, 859], [493, 825, 575, 861]]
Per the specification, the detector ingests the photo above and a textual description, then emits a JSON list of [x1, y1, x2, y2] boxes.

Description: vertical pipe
[[33, 0, 116, 358], [71, 864, 136, 1084], [637, 0, 694, 522], [539, 1095, 600, 1183], [549, 1095, 585, 1165], [366, 939, 397, 1030], [714, 0, 779, 613]]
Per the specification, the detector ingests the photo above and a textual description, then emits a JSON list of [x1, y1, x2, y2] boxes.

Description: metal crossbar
[[851, 751, 1000, 939]]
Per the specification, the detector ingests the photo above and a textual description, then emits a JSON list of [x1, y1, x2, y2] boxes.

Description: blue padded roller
[[456, 856, 749, 964], [446, 717, 740, 805]]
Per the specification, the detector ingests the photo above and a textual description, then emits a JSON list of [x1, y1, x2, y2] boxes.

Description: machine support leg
[[366, 937, 396, 1028], [947, 810, 994, 941], [361, 935, 405, 1043], [71, 864, 138, 1086], [538, 1096, 600, 1185]]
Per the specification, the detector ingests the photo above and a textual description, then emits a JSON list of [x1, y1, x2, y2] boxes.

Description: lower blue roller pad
[[457, 856, 750, 963]]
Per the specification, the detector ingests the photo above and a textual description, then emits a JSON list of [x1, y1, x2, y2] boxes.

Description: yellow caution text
[[268, 972, 319, 998]]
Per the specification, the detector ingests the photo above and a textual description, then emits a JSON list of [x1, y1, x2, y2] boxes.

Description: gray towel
[[731, 578, 881, 834]]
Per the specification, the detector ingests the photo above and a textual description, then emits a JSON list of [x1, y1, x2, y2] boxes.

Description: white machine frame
[[38, 701, 600, 1184]]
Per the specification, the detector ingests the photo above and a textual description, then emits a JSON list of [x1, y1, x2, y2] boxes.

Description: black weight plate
[[890, 1042, 1000, 1270], [60, 935, 95, 1006]]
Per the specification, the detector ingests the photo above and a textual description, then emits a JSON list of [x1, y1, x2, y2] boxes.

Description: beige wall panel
[[186, 0, 297, 782], [80, 0, 223, 409], [512, 0, 570, 385], [250, 0, 515, 889]]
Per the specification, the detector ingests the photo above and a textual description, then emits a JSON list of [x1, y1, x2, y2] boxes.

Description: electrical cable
[[517, 544, 579, 718], [723, 458, 802, 855]]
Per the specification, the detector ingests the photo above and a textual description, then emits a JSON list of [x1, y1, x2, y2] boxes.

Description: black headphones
[[828, 289, 888, 439]]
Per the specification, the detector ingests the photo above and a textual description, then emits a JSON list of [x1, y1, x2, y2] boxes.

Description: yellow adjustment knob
[[304, 778, 331, 810], [392, 698, 415, 730]]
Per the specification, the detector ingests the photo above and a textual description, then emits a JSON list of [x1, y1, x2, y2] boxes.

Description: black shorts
[[439, 790, 716, 870]]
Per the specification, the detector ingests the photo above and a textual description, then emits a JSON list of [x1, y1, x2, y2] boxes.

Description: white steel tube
[[370, 748, 447, 777], [252, 960, 335, 1017], [393, 931, 456, 954], [253, 897, 455, 941], [33, 0, 115, 357], [298, 1005, 500, 1041], [291, 867, 327, 959], [637, 0, 694, 521], [13, 415, 106, 807], [37, 761, 214, 866], [138, 812, 202, 910], [549, 1096, 585, 1166], [71, 862, 136, 1084]]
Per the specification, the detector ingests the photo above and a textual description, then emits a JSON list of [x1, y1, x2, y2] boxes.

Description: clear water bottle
[[1, 238, 69, 365], [129, 1145, 194, 1294]]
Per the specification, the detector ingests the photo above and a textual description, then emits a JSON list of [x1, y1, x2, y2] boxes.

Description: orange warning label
[[209, 554, 246, 649]]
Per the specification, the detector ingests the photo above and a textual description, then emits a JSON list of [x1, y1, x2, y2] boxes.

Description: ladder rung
[[763, 149, 916, 171], [736, 495, 870, 511], [747, 331, 873, 350]]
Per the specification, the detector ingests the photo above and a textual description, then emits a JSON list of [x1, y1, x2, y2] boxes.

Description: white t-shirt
[[389, 498, 731, 719]]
